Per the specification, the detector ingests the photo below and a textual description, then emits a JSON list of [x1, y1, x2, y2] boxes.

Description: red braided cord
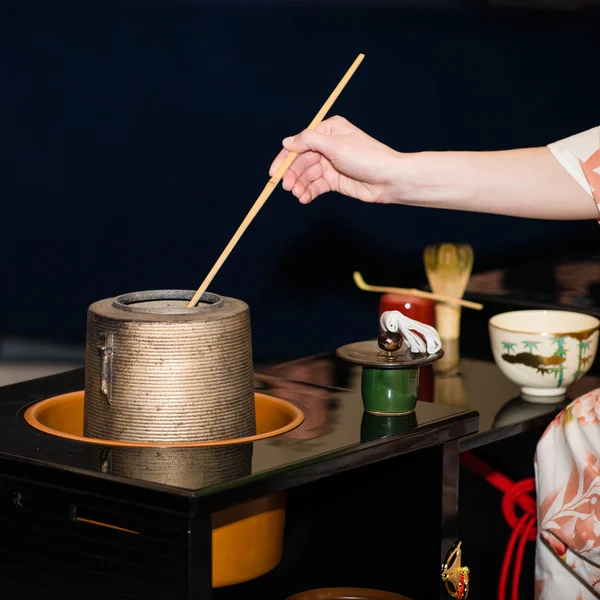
[[461, 450, 536, 514], [498, 512, 530, 600], [501, 478, 537, 542], [461, 451, 537, 600], [512, 516, 536, 600]]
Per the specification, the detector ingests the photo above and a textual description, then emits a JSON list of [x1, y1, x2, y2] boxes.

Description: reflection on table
[[258, 350, 600, 449]]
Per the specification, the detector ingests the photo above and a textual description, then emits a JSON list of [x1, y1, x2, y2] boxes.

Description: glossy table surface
[[257, 353, 600, 451], [260, 255, 600, 450], [3, 256, 600, 511], [0, 367, 477, 512]]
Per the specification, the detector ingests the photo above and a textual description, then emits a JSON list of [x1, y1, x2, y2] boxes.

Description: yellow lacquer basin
[[24, 391, 304, 588]]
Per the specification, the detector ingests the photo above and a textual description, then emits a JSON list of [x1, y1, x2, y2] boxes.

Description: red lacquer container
[[379, 293, 435, 327]]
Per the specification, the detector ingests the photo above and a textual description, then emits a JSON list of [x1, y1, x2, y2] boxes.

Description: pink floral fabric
[[535, 390, 600, 598], [535, 127, 600, 599], [548, 126, 600, 212]]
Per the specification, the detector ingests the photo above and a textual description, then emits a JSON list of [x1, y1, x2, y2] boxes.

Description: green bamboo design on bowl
[[501, 333, 594, 389], [574, 339, 593, 382]]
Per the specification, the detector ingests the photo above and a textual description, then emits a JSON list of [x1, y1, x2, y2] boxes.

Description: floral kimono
[[535, 125, 600, 599]]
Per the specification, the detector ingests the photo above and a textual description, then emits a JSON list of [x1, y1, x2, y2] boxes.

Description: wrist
[[384, 151, 438, 205], [388, 150, 472, 209]]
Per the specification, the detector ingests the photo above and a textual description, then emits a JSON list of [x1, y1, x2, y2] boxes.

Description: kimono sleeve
[[548, 126, 600, 214]]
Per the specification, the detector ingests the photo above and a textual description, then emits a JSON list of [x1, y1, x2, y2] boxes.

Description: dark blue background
[[1, 1, 599, 361]]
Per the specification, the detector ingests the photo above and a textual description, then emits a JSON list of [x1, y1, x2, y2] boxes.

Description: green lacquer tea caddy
[[336, 339, 443, 416]]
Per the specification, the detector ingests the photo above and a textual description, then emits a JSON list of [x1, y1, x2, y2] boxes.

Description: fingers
[[281, 129, 338, 157], [316, 115, 357, 136], [296, 162, 323, 191], [286, 162, 323, 198], [299, 177, 331, 205], [281, 151, 321, 191], [269, 116, 356, 201], [269, 116, 356, 176], [268, 130, 331, 177], [269, 147, 290, 177]]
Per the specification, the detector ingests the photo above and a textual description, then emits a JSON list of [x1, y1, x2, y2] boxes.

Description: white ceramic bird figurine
[[380, 310, 442, 355]]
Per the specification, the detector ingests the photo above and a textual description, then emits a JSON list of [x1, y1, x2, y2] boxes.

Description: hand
[[269, 116, 403, 205]]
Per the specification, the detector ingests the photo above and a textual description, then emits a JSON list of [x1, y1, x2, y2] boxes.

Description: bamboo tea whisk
[[187, 53, 366, 308], [423, 243, 474, 340]]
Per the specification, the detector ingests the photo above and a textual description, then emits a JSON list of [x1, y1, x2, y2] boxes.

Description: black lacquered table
[[4, 255, 600, 600], [0, 367, 477, 600]]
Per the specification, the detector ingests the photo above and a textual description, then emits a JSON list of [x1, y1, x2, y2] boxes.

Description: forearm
[[395, 147, 597, 220]]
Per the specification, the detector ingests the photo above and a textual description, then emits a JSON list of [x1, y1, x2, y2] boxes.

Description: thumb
[[282, 129, 338, 157]]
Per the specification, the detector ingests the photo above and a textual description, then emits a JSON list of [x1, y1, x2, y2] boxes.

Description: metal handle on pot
[[100, 448, 112, 473], [98, 332, 114, 406]]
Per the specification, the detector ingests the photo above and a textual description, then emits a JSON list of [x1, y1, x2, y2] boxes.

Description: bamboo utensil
[[353, 271, 482, 310], [423, 243, 475, 340], [187, 53, 366, 308]]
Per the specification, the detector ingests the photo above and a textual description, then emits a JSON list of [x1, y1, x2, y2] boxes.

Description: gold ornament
[[441, 541, 470, 599]]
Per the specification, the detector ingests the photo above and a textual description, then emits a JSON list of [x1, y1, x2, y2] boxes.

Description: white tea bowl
[[489, 309, 599, 403]]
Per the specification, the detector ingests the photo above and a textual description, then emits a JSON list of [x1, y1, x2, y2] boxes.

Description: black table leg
[[440, 440, 461, 600], [188, 513, 213, 600], [441, 440, 460, 564]]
